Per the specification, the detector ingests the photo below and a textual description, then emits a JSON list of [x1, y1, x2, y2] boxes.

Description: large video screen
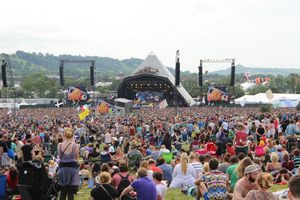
[[207, 86, 229, 102], [135, 91, 164, 103]]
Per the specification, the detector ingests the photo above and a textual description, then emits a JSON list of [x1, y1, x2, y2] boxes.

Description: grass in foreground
[[75, 184, 287, 200]]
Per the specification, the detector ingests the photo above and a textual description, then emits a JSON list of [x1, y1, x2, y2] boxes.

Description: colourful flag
[[97, 101, 110, 113], [79, 108, 90, 120]]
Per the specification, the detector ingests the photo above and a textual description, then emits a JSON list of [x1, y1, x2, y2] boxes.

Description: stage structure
[[117, 52, 195, 107], [0, 53, 16, 115], [199, 58, 235, 102], [59, 59, 96, 86], [199, 58, 235, 86]]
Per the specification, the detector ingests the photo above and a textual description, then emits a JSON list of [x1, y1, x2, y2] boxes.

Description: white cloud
[[0, 0, 299, 72]]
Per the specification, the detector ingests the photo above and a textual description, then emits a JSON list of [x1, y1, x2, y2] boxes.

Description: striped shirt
[[191, 162, 203, 177], [292, 156, 300, 169]]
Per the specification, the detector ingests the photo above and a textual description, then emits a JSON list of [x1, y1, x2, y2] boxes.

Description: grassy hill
[[209, 64, 300, 76], [6, 51, 300, 80], [9, 51, 142, 80]]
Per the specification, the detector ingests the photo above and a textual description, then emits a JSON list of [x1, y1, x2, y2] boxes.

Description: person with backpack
[[112, 162, 135, 200], [112, 162, 133, 188]]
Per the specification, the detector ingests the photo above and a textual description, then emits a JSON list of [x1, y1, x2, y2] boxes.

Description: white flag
[[55, 100, 64, 107], [159, 99, 168, 109]]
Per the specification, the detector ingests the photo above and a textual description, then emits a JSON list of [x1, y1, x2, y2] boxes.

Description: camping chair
[[195, 149, 208, 156], [162, 152, 173, 164]]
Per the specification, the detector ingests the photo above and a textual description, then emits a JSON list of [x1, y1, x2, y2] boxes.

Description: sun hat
[[244, 165, 259, 175]]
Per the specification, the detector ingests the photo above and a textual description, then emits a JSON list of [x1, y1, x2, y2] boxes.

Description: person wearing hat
[[233, 164, 259, 200], [91, 171, 119, 200]]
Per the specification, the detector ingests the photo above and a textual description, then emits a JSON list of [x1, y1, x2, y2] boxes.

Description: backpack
[[18, 160, 49, 200], [117, 173, 131, 195]]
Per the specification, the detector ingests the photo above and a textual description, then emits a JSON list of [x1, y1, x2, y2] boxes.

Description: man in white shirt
[[104, 132, 112, 144]]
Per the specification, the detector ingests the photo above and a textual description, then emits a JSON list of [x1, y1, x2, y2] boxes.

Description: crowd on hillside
[[0, 106, 300, 200]]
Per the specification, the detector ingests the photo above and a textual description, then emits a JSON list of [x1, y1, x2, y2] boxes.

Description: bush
[[260, 104, 272, 113]]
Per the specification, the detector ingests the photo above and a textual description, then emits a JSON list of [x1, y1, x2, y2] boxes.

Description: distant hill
[[6, 51, 300, 80], [209, 64, 300, 76], [8, 51, 143, 80]]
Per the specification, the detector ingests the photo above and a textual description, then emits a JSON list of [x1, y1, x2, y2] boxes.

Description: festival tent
[[271, 96, 300, 108]]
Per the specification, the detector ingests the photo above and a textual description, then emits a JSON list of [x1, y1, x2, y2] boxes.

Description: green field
[[75, 185, 287, 200]]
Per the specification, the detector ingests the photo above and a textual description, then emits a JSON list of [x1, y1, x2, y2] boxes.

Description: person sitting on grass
[[288, 175, 300, 200], [153, 171, 167, 200], [195, 158, 229, 200]]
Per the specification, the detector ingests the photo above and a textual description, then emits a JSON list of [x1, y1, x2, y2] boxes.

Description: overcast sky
[[0, 0, 299, 72]]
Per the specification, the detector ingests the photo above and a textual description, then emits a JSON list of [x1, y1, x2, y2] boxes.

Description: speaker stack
[[175, 53, 180, 86], [198, 60, 203, 87], [1, 60, 8, 87], [230, 60, 235, 86], [59, 62, 64, 86], [90, 64, 95, 86]]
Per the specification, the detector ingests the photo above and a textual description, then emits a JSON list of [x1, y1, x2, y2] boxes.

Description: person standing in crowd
[[216, 126, 228, 156], [127, 143, 142, 171], [245, 172, 277, 200], [13, 138, 24, 163], [234, 123, 248, 156], [257, 123, 266, 143], [57, 128, 79, 200], [161, 132, 172, 151], [0, 134, 13, 167], [21, 139, 34, 161], [120, 167, 157, 200], [233, 165, 259, 200]]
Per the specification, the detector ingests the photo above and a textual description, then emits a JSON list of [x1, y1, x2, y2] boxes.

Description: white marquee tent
[[234, 93, 300, 107]]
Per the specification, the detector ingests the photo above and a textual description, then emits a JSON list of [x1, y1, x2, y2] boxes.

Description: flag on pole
[[55, 100, 64, 107], [79, 108, 90, 120], [97, 100, 110, 113], [159, 99, 168, 109]]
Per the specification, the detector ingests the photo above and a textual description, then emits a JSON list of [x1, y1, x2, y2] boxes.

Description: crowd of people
[[0, 106, 300, 200]]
